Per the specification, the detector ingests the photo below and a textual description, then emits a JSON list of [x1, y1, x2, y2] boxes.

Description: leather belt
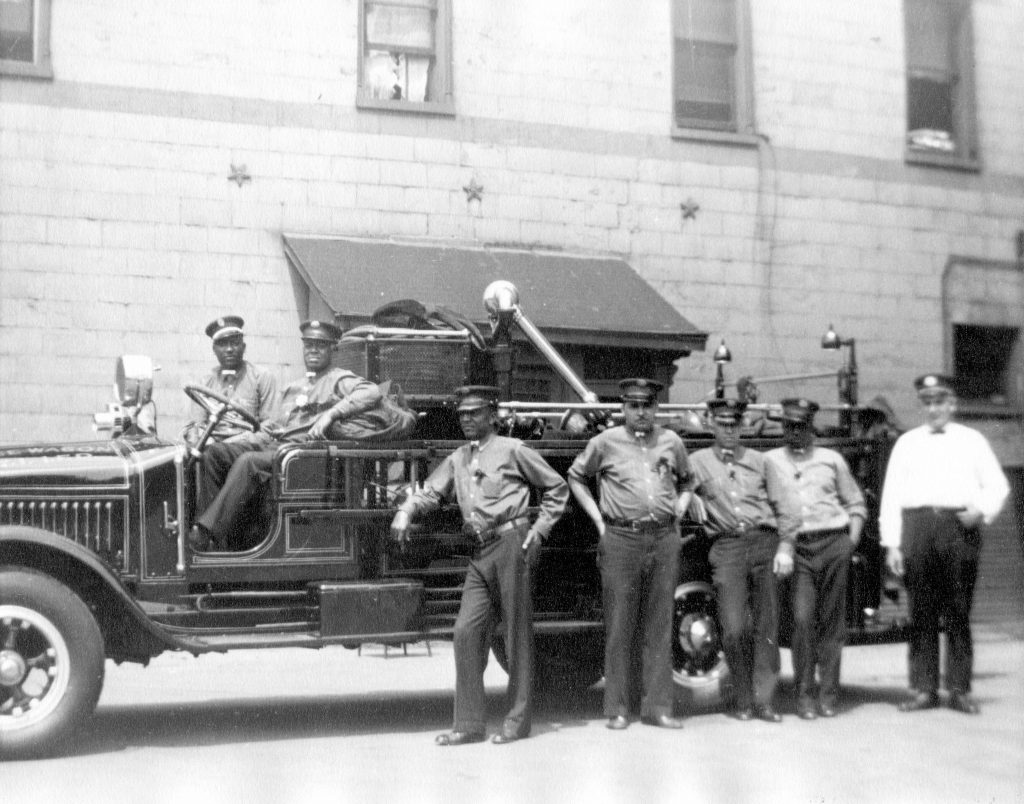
[[905, 506, 966, 515], [721, 522, 777, 538], [463, 515, 531, 548], [603, 515, 673, 533], [798, 526, 848, 541]]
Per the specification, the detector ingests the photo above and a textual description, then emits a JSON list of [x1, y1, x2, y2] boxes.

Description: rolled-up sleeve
[[331, 373, 383, 420], [398, 455, 455, 518]]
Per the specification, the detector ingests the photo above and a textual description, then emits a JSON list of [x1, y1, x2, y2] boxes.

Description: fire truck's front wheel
[[672, 581, 731, 708], [0, 568, 105, 760]]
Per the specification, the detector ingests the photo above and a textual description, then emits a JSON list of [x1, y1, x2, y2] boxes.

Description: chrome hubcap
[[0, 608, 70, 728], [0, 649, 28, 686]]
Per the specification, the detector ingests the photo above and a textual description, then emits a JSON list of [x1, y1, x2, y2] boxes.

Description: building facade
[[0, 0, 1022, 466]]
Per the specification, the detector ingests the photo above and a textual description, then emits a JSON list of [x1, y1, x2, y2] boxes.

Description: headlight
[[115, 355, 155, 406]]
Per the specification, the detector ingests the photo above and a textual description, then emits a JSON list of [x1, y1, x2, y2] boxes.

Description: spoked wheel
[[0, 568, 105, 760], [672, 581, 730, 708]]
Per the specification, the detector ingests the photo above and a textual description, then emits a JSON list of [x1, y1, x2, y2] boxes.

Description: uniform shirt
[[276, 367, 382, 441], [191, 361, 278, 440], [765, 446, 867, 535], [567, 425, 690, 523], [399, 433, 568, 538], [688, 446, 800, 548], [879, 422, 1009, 548]]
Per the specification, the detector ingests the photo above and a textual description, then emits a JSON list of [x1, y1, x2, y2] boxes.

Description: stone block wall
[[0, 0, 1022, 449]]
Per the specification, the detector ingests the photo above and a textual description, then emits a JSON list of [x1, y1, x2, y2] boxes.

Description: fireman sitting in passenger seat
[[190, 319, 416, 551]]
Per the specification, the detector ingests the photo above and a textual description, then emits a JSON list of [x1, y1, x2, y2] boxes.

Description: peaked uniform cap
[[453, 385, 501, 412], [913, 373, 955, 396], [706, 398, 747, 421], [619, 378, 663, 401], [205, 315, 245, 341], [779, 397, 820, 424], [300, 319, 343, 342]]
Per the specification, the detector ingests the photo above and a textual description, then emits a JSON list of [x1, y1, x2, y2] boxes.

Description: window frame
[[670, 0, 757, 145], [0, 0, 53, 79], [356, 0, 454, 116], [903, 0, 979, 171]]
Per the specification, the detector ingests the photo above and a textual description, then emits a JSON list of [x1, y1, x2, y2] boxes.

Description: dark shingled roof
[[282, 235, 706, 354]]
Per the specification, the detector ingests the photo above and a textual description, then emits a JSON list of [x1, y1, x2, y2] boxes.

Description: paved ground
[[5, 623, 1023, 803]]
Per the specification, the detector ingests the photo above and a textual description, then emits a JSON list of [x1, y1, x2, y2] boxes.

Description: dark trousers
[[197, 440, 266, 514], [600, 524, 680, 719], [709, 527, 780, 709], [452, 523, 536, 737], [903, 508, 980, 694], [791, 528, 852, 708], [198, 444, 274, 546]]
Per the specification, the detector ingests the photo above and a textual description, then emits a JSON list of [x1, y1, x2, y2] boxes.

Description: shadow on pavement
[[78, 683, 607, 756]]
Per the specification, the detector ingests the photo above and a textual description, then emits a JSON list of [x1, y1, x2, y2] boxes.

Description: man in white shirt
[[879, 373, 1009, 715]]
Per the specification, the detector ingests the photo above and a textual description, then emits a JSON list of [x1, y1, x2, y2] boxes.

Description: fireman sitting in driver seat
[[190, 319, 415, 551], [183, 315, 279, 446]]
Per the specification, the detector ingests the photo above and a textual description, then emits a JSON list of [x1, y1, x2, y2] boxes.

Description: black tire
[[492, 631, 604, 695], [534, 632, 604, 694], [672, 581, 731, 709], [0, 567, 105, 760]]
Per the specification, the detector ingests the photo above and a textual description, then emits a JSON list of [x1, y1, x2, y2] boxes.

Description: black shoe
[[640, 714, 684, 729], [898, 692, 939, 713], [797, 704, 818, 720], [491, 733, 522, 744], [754, 704, 782, 723], [435, 731, 486, 746], [732, 706, 753, 722], [818, 702, 837, 718], [606, 715, 629, 730], [948, 693, 979, 715]]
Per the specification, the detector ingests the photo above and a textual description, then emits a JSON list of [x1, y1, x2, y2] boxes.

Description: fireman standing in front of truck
[[689, 398, 799, 723], [765, 398, 866, 720], [567, 378, 692, 731], [390, 385, 568, 746]]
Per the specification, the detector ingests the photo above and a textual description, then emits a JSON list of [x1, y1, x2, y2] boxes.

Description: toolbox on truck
[[310, 579, 424, 638]]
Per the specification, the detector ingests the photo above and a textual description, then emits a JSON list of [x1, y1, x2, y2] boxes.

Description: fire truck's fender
[[0, 525, 195, 663]]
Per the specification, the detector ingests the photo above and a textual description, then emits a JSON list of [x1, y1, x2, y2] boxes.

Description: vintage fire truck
[[0, 282, 901, 759]]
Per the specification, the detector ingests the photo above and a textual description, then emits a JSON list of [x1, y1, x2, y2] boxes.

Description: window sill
[[356, 96, 455, 117], [0, 59, 53, 80], [955, 401, 1022, 420], [671, 125, 760, 148], [905, 149, 981, 173]]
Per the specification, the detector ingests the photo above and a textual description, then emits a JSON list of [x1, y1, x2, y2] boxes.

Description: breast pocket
[[234, 391, 259, 414], [479, 475, 503, 499]]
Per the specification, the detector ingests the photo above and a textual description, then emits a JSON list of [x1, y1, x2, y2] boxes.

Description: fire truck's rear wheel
[[492, 632, 604, 695], [672, 581, 731, 708], [0, 568, 105, 760]]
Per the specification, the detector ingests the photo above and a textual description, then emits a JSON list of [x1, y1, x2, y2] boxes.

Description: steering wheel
[[184, 384, 261, 453]]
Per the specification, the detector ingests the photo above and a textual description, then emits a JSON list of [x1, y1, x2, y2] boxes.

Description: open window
[[671, 0, 755, 143], [0, 0, 52, 79], [953, 324, 1020, 406], [357, 0, 454, 115], [904, 0, 978, 169]]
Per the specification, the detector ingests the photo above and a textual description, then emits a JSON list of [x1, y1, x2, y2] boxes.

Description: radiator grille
[[0, 498, 128, 569]]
